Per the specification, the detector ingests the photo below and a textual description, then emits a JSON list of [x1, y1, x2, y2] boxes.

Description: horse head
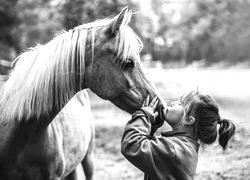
[[83, 7, 167, 114]]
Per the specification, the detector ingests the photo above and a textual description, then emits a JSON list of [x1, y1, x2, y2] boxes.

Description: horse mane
[[0, 10, 143, 123]]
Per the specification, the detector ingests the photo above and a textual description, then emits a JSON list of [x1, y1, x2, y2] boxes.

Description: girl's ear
[[184, 116, 196, 125]]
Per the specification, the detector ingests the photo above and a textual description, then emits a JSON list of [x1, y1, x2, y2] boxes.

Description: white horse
[[0, 7, 167, 180]]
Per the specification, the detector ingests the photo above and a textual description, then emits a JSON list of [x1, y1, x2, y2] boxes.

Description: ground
[[90, 68, 250, 180]]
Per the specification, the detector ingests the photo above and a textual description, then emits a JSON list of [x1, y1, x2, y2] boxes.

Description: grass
[[89, 68, 250, 180]]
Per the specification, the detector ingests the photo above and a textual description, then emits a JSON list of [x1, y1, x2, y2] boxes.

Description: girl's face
[[165, 100, 185, 126]]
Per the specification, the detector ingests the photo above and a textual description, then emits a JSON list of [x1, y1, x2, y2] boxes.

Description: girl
[[121, 91, 236, 180]]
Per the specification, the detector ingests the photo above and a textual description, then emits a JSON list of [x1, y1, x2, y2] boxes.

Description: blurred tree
[[185, 0, 250, 64], [61, 0, 138, 30], [0, 0, 20, 59], [0, 0, 139, 60], [16, 0, 63, 49], [1, 0, 250, 65], [138, 0, 250, 65]]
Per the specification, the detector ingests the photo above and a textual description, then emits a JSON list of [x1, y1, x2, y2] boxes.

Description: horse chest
[[0, 125, 65, 180]]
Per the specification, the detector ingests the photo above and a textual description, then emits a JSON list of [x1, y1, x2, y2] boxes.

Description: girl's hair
[[181, 91, 236, 150]]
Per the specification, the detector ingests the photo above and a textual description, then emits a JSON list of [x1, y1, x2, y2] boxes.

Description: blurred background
[[0, 0, 250, 179]]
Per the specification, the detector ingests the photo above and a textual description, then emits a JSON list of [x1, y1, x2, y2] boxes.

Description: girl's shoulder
[[159, 131, 199, 157]]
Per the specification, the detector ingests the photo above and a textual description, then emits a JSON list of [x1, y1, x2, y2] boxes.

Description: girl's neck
[[173, 123, 197, 138]]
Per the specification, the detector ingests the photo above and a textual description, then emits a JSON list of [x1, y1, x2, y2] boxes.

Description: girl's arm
[[121, 110, 176, 179]]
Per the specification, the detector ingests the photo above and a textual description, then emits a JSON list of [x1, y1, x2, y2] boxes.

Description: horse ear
[[105, 6, 128, 37]]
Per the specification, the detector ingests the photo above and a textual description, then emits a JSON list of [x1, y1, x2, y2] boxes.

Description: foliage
[[0, 0, 20, 59], [0, 0, 250, 65], [137, 0, 250, 64], [61, 0, 133, 30]]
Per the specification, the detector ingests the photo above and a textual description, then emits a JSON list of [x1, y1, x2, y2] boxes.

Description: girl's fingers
[[145, 95, 150, 106], [142, 99, 146, 106], [142, 95, 149, 107], [152, 99, 159, 110], [149, 97, 156, 106], [143, 96, 159, 110], [150, 97, 158, 107]]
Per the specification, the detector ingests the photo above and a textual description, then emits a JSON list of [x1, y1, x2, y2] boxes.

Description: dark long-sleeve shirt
[[121, 110, 199, 180]]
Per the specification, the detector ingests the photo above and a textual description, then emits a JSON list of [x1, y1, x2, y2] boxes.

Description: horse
[[0, 7, 167, 180], [0, 60, 94, 180]]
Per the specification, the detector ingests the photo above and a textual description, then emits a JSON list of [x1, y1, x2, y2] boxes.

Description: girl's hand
[[141, 95, 159, 123]]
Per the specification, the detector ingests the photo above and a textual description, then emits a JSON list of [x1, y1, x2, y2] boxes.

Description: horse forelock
[[116, 11, 143, 65]]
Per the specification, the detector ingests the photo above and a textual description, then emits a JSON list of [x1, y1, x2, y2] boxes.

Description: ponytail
[[181, 91, 236, 150], [218, 118, 236, 150]]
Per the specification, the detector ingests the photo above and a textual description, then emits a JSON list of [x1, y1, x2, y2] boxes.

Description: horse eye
[[124, 59, 135, 69]]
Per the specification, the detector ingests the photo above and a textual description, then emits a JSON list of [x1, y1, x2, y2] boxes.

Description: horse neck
[[0, 29, 92, 127]]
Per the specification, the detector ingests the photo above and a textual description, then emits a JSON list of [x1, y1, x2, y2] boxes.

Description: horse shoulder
[[53, 93, 93, 176]]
